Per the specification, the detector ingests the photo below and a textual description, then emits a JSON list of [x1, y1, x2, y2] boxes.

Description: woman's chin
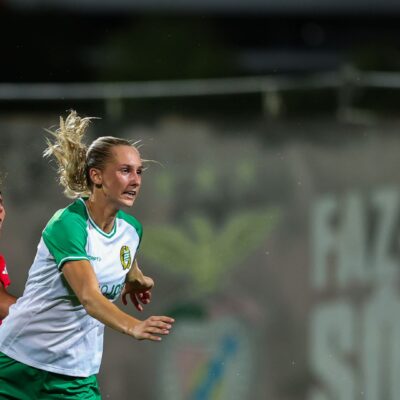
[[120, 196, 136, 208]]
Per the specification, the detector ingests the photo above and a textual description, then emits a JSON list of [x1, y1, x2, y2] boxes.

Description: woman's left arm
[[122, 259, 154, 311]]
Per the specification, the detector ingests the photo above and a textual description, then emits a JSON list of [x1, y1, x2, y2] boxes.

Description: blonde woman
[[0, 112, 174, 399]]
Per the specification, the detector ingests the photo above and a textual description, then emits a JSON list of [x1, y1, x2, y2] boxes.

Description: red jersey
[[0, 254, 10, 289], [0, 254, 11, 325]]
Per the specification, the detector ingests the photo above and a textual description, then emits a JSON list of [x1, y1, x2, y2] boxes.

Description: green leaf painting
[[141, 208, 281, 297]]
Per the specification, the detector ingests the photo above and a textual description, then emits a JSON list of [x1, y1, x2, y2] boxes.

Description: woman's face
[[0, 193, 6, 232], [94, 145, 143, 209]]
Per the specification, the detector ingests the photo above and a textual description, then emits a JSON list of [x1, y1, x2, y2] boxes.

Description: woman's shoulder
[[45, 199, 88, 231], [117, 210, 142, 236]]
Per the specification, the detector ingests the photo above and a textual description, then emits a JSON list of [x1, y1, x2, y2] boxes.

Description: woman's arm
[[0, 283, 17, 320], [122, 259, 154, 311], [126, 259, 154, 287], [62, 259, 173, 341]]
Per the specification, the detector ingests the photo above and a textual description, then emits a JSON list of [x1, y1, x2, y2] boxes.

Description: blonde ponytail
[[44, 110, 93, 198]]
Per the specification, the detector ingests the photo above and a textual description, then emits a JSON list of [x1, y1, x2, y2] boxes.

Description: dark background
[[2, 2, 400, 83]]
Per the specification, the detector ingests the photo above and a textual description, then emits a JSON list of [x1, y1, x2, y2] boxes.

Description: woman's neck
[[86, 195, 118, 234]]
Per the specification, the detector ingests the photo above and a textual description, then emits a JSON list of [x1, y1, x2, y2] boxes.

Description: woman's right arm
[[62, 259, 173, 341]]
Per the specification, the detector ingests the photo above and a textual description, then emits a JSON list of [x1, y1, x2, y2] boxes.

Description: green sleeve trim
[[58, 256, 91, 271]]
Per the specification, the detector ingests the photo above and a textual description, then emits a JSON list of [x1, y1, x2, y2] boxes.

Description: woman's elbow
[[79, 290, 102, 317]]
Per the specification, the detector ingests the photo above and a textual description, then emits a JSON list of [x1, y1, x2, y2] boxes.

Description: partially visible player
[[0, 111, 174, 399], [0, 187, 17, 324]]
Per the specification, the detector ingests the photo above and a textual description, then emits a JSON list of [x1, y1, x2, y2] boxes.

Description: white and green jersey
[[0, 198, 142, 377]]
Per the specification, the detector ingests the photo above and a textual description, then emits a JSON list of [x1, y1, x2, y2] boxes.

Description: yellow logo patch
[[120, 246, 131, 270]]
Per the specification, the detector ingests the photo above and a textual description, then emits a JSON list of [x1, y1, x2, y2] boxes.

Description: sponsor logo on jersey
[[88, 255, 102, 262], [120, 246, 131, 270], [100, 283, 124, 300]]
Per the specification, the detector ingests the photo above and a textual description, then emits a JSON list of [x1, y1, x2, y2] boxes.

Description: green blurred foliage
[[141, 208, 281, 298], [97, 18, 238, 81]]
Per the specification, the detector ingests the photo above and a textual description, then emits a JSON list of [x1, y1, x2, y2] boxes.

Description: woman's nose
[[132, 173, 141, 184]]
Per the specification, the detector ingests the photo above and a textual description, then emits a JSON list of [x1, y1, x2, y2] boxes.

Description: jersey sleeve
[[0, 254, 11, 288], [42, 208, 89, 270]]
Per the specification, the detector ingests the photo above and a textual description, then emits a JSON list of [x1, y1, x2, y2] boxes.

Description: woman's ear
[[88, 168, 102, 187]]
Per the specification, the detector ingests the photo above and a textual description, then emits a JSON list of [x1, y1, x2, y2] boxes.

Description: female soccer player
[[0, 111, 174, 399], [0, 189, 17, 323]]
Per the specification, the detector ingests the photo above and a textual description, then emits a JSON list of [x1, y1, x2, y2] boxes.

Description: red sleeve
[[0, 254, 11, 288]]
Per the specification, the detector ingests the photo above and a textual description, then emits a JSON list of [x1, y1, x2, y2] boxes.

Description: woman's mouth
[[123, 191, 136, 199]]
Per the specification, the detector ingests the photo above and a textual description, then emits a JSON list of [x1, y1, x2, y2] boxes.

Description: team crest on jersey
[[120, 246, 131, 270]]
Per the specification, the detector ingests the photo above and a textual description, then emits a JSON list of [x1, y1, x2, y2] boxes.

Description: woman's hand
[[122, 275, 154, 312], [130, 316, 174, 341], [123, 260, 155, 311]]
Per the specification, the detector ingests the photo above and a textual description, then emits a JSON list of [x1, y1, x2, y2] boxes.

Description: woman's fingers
[[131, 292, 144, 312], [135, 316, 175, 341]]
